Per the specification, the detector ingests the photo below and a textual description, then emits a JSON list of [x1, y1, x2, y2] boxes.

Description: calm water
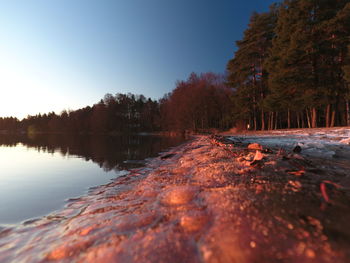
[[0, 134, 185, 225]]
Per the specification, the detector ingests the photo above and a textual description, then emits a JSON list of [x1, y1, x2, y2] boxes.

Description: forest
[[0, 0, 350, 134], [228, 0, 350, 130], [0, 94, 161, 134]]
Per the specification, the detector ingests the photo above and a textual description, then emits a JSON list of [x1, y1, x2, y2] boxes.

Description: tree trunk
[[301, 112, 305, 128], [326, 104, 330, 128], [259, 54, 265, 131], [311, 108, 317, 128], [296, 112, 300, 128], [270, 112, 274, 130], [331, 109, 336, 127], [287, 109, 291, 129], [253, 114, 257, 131], [306, 109, 311, 128], [269, 112, 271, 130], [275, 112, 278, 130], [248, 117, 252, 130], [252, 72, 257, 131], [261, 110, 265, 131], [346, 100, 350, 126]]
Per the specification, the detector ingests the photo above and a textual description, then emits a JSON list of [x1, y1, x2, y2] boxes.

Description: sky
[[0, 0, 277, 119]]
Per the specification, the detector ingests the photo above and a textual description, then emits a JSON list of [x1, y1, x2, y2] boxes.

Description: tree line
[[0, 93, 161, 134], [0, 75, 234, 134], [228, 0, 350, 130], [1, 0, 350, 134]]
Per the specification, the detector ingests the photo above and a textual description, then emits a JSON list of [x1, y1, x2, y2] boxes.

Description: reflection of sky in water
[[0, 144, 123, 225]]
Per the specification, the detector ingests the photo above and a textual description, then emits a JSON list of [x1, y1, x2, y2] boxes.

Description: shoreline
[[1, 134, 350, 262]]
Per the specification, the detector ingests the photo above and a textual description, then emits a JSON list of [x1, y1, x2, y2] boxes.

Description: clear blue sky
[[0, 0, 277, 119]]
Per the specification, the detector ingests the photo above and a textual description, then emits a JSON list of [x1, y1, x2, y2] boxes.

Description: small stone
[[250, 241, 256, 248], [293, 145, 302, 153], [262, 229, 268, 236], [249, 151, 265, 166], [255, 184, 264, 194], [201, 246, 213, 261], [305, 248, 316, 259], [253, 150, 264, 161], [160, 186, 197, 206], [248, 143, 263, 151]]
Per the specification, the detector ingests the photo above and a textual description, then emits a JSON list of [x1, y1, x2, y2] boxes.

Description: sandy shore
[[1, 134, 350, 262]]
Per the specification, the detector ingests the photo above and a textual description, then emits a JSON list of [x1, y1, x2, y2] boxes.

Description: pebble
[[160, 186, 197, 206], [250, 241, 256, 248], [248, 143, 263, 151], [305, 248, 316, 259], [253, 150, 264, 161]]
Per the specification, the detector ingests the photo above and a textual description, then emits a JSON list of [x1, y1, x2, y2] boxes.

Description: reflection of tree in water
[[0, 134, 186, 171]]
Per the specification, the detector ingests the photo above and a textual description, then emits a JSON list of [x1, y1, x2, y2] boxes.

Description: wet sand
[[1, 135, 350, 262]]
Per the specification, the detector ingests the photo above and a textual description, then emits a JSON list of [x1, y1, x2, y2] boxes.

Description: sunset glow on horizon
[[0, 0, 276, 119], [0, 43, 99, 119]]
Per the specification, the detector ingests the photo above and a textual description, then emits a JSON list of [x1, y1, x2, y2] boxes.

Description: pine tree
[[264, 0, 306, 129], [265, 0, 350, 128], [227, 6, 278, 130], [312, 0, 350, 127], [343, 45, 350, 126]]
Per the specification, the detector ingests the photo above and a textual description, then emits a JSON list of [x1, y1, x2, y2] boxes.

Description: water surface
[[0, 134, 185, 225]]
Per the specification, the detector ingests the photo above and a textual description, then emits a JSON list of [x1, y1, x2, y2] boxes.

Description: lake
[[0, 134, 185, 226]]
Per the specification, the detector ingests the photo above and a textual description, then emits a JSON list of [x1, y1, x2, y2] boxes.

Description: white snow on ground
[[268, 127, 350, 142], [228, 127, 350, 159]]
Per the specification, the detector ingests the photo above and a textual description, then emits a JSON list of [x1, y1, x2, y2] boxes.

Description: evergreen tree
[[313, 0, 350, 127], [265, 0, 350, 129], [227, 6, 278, 130], [343, 44, 350, 125], [265, 0, 304, 129]]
